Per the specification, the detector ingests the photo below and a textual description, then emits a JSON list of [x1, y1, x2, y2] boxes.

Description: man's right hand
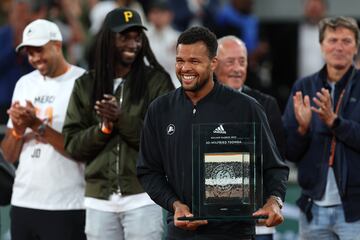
[[293, 91, 312, 135], [94, 94, 122, 132], [173, 201, 208, 231], [7, 101, 28, 135], [94, 94, 121, 123]]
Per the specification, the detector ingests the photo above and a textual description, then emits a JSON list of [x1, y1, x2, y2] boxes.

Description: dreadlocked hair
[[127, 32, 172, 103], [93, 27, 116, 106], [92, 29, 172, 105]]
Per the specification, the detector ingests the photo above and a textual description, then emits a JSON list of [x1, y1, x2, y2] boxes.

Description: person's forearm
[[27, 118, 72, 158], [64, 124, 112, 162], [37, 125, 70, 158], [1, 129, 24, 163], [331, 117, 360, 151], [115, 114, 143, 150]]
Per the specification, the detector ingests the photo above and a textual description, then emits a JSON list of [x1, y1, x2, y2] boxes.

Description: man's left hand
[[252, 197, 284, 227], [311, 88, 337, 127]]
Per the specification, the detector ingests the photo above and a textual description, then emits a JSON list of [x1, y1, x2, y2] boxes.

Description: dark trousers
[[255, 234, 273, 240], [11, 206, 86, 240]]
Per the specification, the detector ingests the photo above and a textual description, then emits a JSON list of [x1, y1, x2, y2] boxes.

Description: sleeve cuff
[[331, 116, 341, 130]]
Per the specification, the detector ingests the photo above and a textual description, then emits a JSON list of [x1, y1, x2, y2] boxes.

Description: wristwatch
[[269, 195, 283, 209], [37, 122, 47, 136]]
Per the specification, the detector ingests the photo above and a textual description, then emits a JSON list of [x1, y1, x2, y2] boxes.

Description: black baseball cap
[[104, 8, 147, 33]]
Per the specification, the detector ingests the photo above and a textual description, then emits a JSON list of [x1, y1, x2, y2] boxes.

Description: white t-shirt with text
[[8, 65, 86, 210]]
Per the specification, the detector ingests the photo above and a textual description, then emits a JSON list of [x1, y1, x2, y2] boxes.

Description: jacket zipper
[[115, 81, 124, 195]]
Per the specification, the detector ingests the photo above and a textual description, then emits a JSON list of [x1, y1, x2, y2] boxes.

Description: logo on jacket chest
[[167, 124, 175, 135]]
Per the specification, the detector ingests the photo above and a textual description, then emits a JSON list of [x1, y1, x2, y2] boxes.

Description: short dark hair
[[319, 16, 360, 47], [177, 26, 218, 58]]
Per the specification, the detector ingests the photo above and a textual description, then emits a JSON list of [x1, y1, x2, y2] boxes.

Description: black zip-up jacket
[[137, 82, 288, 239], [243, 85, 286, 158]]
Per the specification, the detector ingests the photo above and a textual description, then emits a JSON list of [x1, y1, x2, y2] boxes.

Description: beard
[[180, 76, 210, 93]]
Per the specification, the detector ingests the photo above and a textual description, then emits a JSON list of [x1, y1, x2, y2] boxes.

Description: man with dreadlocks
[[62, 8, 174, 240]]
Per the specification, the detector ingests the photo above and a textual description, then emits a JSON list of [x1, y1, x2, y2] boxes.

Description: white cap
[[16, 19, 62, 52]]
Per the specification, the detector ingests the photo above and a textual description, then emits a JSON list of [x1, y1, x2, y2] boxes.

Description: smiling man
[[0, 19, 86, 240], [137, 26, 288, 240], [215, 36, 285, 240], [62, 7, 174, 240], [283, 16, 360, 239]]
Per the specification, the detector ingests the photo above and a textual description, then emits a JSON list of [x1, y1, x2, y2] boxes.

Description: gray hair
[[217, 35, 248, 56], [319, 16, 360, 47]]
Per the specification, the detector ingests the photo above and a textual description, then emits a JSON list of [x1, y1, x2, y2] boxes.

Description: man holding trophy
[[137, 26, 288, 239]]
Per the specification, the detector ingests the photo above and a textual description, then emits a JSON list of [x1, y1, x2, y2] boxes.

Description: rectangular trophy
[[179, 122, 264, 221]]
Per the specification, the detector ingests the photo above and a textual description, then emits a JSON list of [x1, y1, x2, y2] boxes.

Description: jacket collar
[[181, 80, 218, 105], [318, 64, 356, 90]]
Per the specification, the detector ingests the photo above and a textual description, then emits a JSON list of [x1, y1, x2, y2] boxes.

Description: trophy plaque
[[178, 123, 265, 221]]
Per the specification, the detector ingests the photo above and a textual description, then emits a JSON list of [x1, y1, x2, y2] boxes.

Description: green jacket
[[63, 67, 174, 199]]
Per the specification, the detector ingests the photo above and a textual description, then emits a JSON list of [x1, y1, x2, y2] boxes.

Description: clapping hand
[[293, 91, 312, 135], [7, 100, 39, 135], [311, 88, 337, 127], [94, 94, 121, 130]]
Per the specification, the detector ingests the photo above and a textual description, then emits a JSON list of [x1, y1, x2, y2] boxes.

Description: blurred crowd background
[[2, 0, 360, 127], [1, 0, 360, 124]]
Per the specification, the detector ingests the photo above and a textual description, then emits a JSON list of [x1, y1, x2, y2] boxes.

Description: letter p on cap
[[124, 11, 133, 22]]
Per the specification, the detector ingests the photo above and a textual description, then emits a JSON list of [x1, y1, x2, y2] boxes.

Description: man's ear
[[211, 57, 218, 71], [53, 41, 63, 52]]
